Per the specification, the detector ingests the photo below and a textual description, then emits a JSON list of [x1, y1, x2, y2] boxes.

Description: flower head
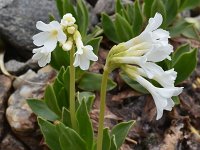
[[73, 31, 98, 70], [61, 13, 76, 27], [32, 46, 51, 67], [33, 21, 67, 51]]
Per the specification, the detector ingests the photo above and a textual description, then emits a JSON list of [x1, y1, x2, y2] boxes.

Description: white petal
[[73, 54, 80, 67], [79, 55, 90, 70], [153, 69, 177, 87], [141, 62, 164, 79], [152, 29, 170, 40], [36, 21, 52, 31], [57, 29, 67, 44], [145, 44, 173, 62], [144, 13, 163, 32], [33, 32, 50, 46], [43, 36, 57, 51], [50, 21, 62, 29], [164, 98, 174, 111], [32, 51, 43, 60], [84, 45, 98, 61], [156, 87, 183, 98]]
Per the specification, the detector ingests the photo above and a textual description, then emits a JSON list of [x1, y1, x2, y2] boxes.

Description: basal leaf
[[57, 123, 87, 150], [55, 0, 63, 17], [165, 0, 178, 25], [61, 107, 71, 127], [111, 120, 135, 149], [38, 117, 62, 150], [27, 99, 59, 121], [120, 72, 149, 94], [78, 72, 117, 91], [44, 85, 61, 116], [174, 48, 198, 84], [76, 100, 94, 150], [132, 0, 143, 36], [115, 13, 133, 42], [103, 128, 111, 150], [101, 13, 118, 43]]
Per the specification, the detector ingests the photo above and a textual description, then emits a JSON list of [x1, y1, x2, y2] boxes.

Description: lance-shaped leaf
[[103, 128, 111, 150], [56, 123, 87, 150], [101, 13, 118, 43], [111, 120, 135, 149], [78, 72, 117, 91], [164, 0, 178, 25], [27, 99, 59, 121], [38, 117, 62, 150], [76, 100, 94, 150], [174, 48, 198, 84], [61, 107, 71, 127], [44, 85, 61, 116], [179, 0, 200, 12]]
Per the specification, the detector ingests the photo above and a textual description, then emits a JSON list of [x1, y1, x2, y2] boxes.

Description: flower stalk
[[97, 67, 109, 150], [69, 45, 77, 130]]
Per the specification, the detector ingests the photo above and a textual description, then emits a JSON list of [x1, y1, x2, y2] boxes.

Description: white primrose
[[33, 21, 66, 51], [123, 66, 183, 120], [73, 31, 98, 70], [109, 13, 183, 120], [61, 13, 76, 27]]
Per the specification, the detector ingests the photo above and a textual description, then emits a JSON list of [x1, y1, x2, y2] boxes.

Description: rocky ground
[[0, 0, 200, 150]]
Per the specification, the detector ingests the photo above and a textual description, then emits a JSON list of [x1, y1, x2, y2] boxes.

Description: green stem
[[69, 46, 77, 130], [97, 68, 109, 150]]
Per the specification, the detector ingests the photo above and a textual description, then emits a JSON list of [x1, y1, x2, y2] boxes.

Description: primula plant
[[27, 0, 198, 150]]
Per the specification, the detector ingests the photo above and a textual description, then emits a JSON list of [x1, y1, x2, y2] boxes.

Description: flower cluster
[[107, 13, 183, 120], [32, 13, 97, 70]]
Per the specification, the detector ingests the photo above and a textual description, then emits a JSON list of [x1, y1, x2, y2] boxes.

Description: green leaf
[[55, 0, 63, 17], [179, 0, 200, 11], [120, 72, 149, 94], [151, 0, 166, 27], [77, 0, 89, 38], [110, 135, 117, 150], [61, 107, 71, 127], [174, 48, 198, 84], [164, 0, 178, 25], [86, 36, 102, 55], [44, 85, 61, 115], [38, 117, 62, 150], [27, 99, 59, 121], [182, 24, 200, 40], [114, 13, 133, 42], [76, 100, 94, 150], [78, 72, 117, 91], [63, 0, 76, 17], [111, 120, 135, 149], [77, 91, 95, 112], [172, 44, 190, 65], [103, 128, 111, 150], [115, 0, 124, 14], [169, 20, 187, 37], [144, 0, 154, 19], [57, 123, 87, 150], [101, 13, 119, 43], [50, 45, 70, 70], [132, 0, 143, 36], [172, 96, 180, 105]]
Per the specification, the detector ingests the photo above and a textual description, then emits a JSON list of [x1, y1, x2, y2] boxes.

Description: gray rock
[[0, 75, 12, 140], [0, 0, 59, 59], [0, 134, 26, 150], [94, 0, 132, 15], [5, 59, 39, 75], [6, 66, 56, 133], [6, 66, 56, 149]]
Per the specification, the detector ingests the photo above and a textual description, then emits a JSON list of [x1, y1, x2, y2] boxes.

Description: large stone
[[0, 75, 12, 140], [0, 0, 59, 59], [6, 66, 56, 149]]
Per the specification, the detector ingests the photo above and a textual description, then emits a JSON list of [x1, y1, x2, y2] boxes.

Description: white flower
[[32, 46, 51, 67], [73, 31, 98, 70], [123, 13, 172, 61], [33, 21, 66, 51], [123, 67, 183, 120], [61, 13, 76, 27], [62, 38, 73, 51]]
